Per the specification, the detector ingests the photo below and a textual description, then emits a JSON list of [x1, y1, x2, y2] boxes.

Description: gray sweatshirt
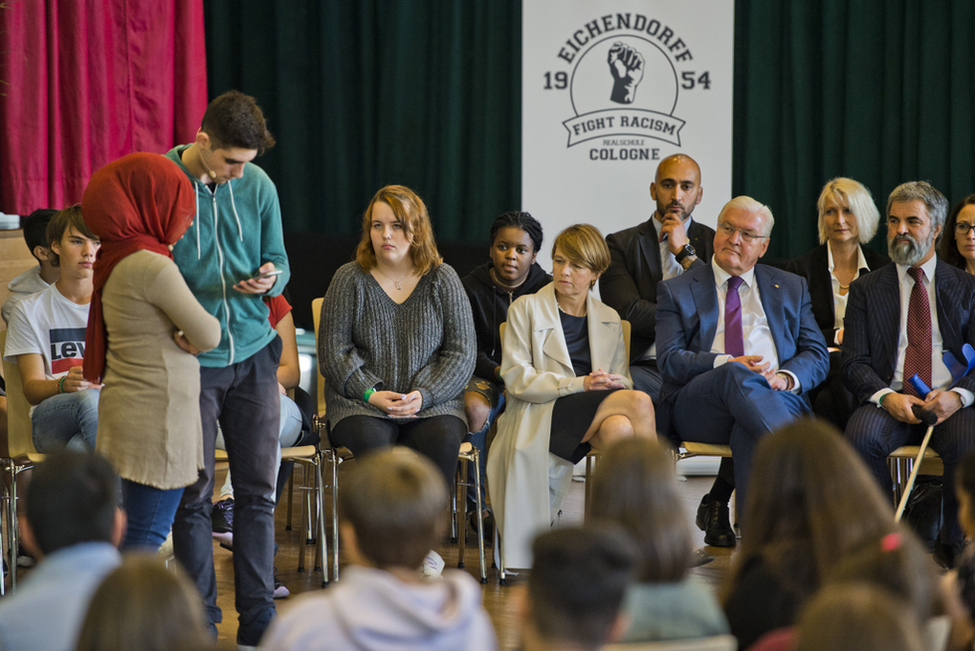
[[260, 566, 497, 651]]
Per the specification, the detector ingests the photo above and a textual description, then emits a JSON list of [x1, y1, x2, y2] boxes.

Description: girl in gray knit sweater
[[318, 185, 475, 485]]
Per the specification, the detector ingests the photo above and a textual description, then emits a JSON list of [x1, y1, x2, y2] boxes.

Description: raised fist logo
[[607, 42, 645, 104]]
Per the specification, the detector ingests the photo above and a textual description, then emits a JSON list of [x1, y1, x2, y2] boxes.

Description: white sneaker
[[420, 550, 445, 578], [157, 532, 174, 562]]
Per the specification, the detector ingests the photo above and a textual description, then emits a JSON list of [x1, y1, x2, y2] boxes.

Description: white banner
[[522, 0, 735, 274]]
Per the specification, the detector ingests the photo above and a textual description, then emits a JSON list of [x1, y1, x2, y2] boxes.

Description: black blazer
[[786, 243, 889, 346], [841, 259, 975, 404], [599, 218, 715, 360]]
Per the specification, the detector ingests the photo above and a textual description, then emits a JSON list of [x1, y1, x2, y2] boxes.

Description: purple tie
[[725, 276, 744, 357]]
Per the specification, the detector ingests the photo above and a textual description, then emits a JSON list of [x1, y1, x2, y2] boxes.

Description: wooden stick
[[895, 424, 936, 522]]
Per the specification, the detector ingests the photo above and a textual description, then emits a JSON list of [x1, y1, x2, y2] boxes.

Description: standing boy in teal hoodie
[[165, 90, 290, 648]]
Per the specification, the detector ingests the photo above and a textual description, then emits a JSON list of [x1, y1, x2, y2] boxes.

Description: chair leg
[[330, 452, 340, 582], [297, 472, 308, 573], [472, 448, 487, 584], [8, 464, 20, 591], [285, 467, 296, 531], [314, 454, 328, 587], [495, 527, 506, 585], [456, 457, 468, 568]]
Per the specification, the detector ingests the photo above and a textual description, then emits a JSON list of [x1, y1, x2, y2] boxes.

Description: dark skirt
[[549, 389, 620, 463]]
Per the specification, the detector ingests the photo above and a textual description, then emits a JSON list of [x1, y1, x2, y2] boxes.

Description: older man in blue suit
[[843, 181, 975, 568], [656, 196, 830, 533]]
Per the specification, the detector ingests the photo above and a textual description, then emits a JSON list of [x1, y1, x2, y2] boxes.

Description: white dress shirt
[[827, 242, 869, 344], [870, 256, 974, 407], [642, 215, 695, 362], [709, 260, 801, 393]]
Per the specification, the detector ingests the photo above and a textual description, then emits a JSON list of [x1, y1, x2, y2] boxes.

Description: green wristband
[[878, 392, 888, 409], [58, 376, 66, 394], [363, 388, 376, 403]]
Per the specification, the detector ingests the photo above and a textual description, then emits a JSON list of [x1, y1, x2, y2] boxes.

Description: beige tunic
[[96, 250, 221, 488], [486, 283, 631, 569]]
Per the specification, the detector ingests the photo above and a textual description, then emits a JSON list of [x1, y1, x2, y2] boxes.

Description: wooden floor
[[210, 465, 735, 649]]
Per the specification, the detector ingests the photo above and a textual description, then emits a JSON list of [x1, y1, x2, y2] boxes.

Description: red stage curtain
[[0, 0, 207, 214]]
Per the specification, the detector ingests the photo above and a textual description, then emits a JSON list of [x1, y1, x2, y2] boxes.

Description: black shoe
[[696, 494, 736, 547], [934, 536, 965, 570], [211, 498, 234, 547], [469, 508, 495, 543]]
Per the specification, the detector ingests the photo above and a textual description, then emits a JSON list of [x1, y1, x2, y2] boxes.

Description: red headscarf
[[82, 152, 196, 382]]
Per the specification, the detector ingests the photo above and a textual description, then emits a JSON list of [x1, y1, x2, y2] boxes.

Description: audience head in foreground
[[794, 584, 925, 651], [721, 418, 897, 649], [76, 554, 211, 651], [260, 448, 497, 651], [522, 527, 638, 651], [0, 452, 122, 651], [23, 449, 122, 557], [339, 446, 449, 570], [588, 438, 730, 642], [590, 437, 693, 582], [827, 528, 942, 622]]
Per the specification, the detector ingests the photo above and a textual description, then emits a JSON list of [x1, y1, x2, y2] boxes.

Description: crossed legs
[[581, 389, 656, 451]]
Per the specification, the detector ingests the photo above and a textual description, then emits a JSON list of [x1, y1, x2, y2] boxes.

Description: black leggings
[[330, 415, 466, 487]]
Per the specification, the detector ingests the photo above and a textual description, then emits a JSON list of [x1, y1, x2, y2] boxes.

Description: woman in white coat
[[487, 224, 656, 569]]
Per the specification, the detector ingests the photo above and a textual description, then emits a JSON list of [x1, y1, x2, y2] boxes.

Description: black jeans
[[330, 414, 466, 488], [172, 337, 282, 645]]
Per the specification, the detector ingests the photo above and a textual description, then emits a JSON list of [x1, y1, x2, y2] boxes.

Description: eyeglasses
[[955, 222, 975, 235], [716, 222, 768, 243]]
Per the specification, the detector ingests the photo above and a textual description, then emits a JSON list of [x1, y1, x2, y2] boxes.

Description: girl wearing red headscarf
[[82, 152, 221, 551]]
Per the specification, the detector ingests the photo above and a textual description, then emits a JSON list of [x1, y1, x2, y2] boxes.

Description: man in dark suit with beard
[[843, 181, 975, 568]]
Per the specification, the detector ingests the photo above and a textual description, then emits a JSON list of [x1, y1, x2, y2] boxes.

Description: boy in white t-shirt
[[3, 206, 102, 452]]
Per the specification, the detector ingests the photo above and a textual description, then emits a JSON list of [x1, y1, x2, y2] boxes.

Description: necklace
[[839, 283, 850, 290], [376, 268, 413, 291], [556, 297, 586, 317]]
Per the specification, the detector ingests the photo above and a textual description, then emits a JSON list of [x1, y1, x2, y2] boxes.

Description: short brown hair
[[48, 205, 98, 267], [355, 185, 443, 276], [339, 448, 448, 569], [552, 224, 611, 276], [590, 437, 692, 582], [200, 89, 276, 154]]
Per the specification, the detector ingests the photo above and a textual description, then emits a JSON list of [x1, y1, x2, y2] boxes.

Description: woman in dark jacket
[[787, 177, 888, 429], [460, 212, 550, 519]]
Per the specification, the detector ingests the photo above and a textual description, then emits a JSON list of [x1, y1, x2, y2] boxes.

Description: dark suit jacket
[[600, 218, 715, 360], [655, 263, 830, 435], [841, 260, 975, 404], [786, 243, 889, 345]]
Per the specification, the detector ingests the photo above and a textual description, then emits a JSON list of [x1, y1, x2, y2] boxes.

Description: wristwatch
[[675, 243, 696, 264]]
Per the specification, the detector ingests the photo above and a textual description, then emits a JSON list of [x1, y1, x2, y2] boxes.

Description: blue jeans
[[466, 388, 505, 507], [31, 388, 100, 452], [120, 480, 184, 551], [172, 337, 282, 646]]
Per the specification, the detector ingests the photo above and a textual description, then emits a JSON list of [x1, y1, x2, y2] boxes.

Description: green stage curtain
[[205, 0, 975, 255], [734, 0, 975, 257], [203, 0, 521, 241]]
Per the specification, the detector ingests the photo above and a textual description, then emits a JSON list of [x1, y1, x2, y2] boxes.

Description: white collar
[[711, 258, 756, 289], [895, 254, 937, 285], [826, 242, 870, 273], [650, 214, 695, 238]]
